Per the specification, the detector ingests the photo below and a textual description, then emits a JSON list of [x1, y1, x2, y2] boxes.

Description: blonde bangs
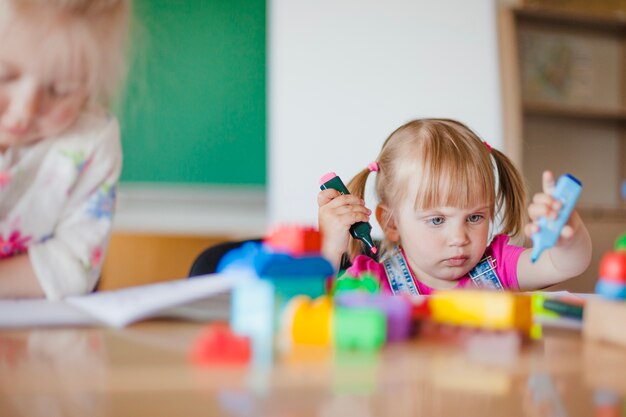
[[413, 152, 495, 212]]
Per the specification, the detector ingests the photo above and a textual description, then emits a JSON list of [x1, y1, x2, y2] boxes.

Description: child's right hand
[[317, 189, 372, 269]]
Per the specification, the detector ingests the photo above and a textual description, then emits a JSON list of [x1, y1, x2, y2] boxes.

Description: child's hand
[[525, 171, 576, 243], [317, 189, 371, 268]]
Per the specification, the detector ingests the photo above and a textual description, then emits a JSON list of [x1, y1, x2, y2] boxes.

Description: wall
[[268, 0, 504, 230]]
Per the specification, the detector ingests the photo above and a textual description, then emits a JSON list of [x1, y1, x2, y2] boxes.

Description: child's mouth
[[445, 256, 468, 267]]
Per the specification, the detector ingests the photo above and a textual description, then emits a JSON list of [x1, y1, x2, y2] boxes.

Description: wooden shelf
[[523, 101, 626, 123], [579, 206, 626, 221], [514, 5, 626, 32]]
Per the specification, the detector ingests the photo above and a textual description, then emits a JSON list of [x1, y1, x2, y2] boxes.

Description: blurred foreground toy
[[226, 226, 334, 361], [191, 324, 251, 365], [583, 240, 626, 348], [428, 290, 532, 335], [335, 292, 412, 342], [596, 249, 626, 300]]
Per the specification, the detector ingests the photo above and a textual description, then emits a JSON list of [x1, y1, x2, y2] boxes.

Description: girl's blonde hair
[[347, 118, 528, 259], [0, 0, 131, 106]]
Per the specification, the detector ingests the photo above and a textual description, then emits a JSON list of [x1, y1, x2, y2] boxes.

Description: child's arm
[[0, 254, 46, 298], [516, 171, 592, 290], [317, 188, 371, 271]]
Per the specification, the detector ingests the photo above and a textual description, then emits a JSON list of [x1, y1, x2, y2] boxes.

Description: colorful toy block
[[333, 306, 386, 350], [283, 295, 333, 346], [231, 276, 275, 340], [428, 290, 532, 334], [190, 324, 251, 365], [596, 250, 626, 299], [264, 225, 322, 255], [334, 271, 381, 295], [335, 292, 412, 342], [583, 297, 626, 348], [599, 251, 626, 284]]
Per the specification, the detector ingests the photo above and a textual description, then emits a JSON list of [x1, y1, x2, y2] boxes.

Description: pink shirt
[[346, 234, 524, 295]]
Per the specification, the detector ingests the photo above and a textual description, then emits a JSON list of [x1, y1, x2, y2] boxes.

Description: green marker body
[[319, 172, 377, 255]]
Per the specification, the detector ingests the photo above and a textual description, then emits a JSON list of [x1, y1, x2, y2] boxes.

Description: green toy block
[[615, 233, 626, 251], [334, 271, 380, 295], [333, 307, 386, 350]]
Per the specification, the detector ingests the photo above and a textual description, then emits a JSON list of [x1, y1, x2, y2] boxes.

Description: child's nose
[[448, 225, 469, 246], [1, 81, 40, 134]]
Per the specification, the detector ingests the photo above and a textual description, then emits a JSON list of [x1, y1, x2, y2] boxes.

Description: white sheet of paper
[[0, 299, 97, 328], [65, 271, 249, 328]]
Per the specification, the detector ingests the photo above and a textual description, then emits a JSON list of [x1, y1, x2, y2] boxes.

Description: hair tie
[[484, 141, 492, 153], [367, 161, 379, 172]]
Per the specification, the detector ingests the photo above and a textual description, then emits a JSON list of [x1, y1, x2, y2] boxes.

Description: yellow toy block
[[284, 295, 333, 346], [429, 290, 532, 333]]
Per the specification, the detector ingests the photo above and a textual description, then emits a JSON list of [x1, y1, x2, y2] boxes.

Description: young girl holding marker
[[0, 0, 130, 299], [317, 118, 592, 294]]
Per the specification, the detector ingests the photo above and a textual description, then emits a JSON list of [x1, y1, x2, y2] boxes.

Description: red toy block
[[264, 225, 322, 255], [190, 324, 251, 365], [599, 251, 626, 283]]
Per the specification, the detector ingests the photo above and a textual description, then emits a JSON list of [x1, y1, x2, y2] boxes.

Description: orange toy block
[[264, 225, 322, 255], [583, 297, 626, 348]]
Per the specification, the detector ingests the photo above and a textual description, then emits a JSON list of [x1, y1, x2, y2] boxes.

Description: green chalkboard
[[119, 0, 266, 185]]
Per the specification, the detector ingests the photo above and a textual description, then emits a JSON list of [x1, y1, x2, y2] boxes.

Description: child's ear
[[376, 204, 400, 242]]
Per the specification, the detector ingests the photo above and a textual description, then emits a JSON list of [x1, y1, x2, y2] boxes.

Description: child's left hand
[[525, 170, 577, 244]]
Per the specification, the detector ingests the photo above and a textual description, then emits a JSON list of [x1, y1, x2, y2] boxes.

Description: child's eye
[[428, 217, 445, 226], [468, 214, 484, 223], [48, 82, 81, 97], [0, 67, 17, 83]]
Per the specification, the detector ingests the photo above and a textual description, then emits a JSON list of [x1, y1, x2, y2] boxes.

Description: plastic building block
[[254, 251, 334, 278], [264, 225, 322, 255], [583, 297, 626, 348], [231, 277, 275, 340], [334, 271, 381, 295], [599, 251, 626, 284], [333, 307, 386, 350], [190, 324, 251, 365], [595, 280, 626, 300], [218, 241, 263, 273], [335, 292, 412, 342], [428, 290, 532, 333], [284, 295, 333, 346], [615, 232, 626, 251]]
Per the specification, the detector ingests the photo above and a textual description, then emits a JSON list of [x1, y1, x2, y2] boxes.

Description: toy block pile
[[191, 225, 535, 366], [583, 233, 626, 348]]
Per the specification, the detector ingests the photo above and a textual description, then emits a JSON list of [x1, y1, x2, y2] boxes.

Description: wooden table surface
[[1, 320, 625, 417]]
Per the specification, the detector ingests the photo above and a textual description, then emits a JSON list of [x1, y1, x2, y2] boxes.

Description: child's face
[[0, 21, 89, 150], [390, 200, 491, 287]]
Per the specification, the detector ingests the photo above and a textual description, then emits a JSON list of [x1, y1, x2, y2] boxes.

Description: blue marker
[[531, 174, 582, 263]]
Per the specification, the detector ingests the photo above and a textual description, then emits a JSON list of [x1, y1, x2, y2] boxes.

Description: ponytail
[[490, 148, 528, 240]]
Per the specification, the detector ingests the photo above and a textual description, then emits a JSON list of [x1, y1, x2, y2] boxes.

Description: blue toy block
[[231, 277, 275, 340], [595, 279, 626, 300], [254, 251, 334, 277]]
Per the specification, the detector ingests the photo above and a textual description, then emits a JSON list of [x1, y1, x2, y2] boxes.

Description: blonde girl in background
[[0, 0, 131, 299], [318, 118, 592, 294]]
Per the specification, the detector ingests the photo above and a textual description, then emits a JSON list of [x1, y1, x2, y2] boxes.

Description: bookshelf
[[499, 3, 626, 292]]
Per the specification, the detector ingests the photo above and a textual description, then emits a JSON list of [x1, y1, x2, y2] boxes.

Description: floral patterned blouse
[[0, 106, 122, 300]]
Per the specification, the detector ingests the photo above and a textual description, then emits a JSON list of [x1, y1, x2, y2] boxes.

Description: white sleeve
[[29, 118, 122, 300]]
